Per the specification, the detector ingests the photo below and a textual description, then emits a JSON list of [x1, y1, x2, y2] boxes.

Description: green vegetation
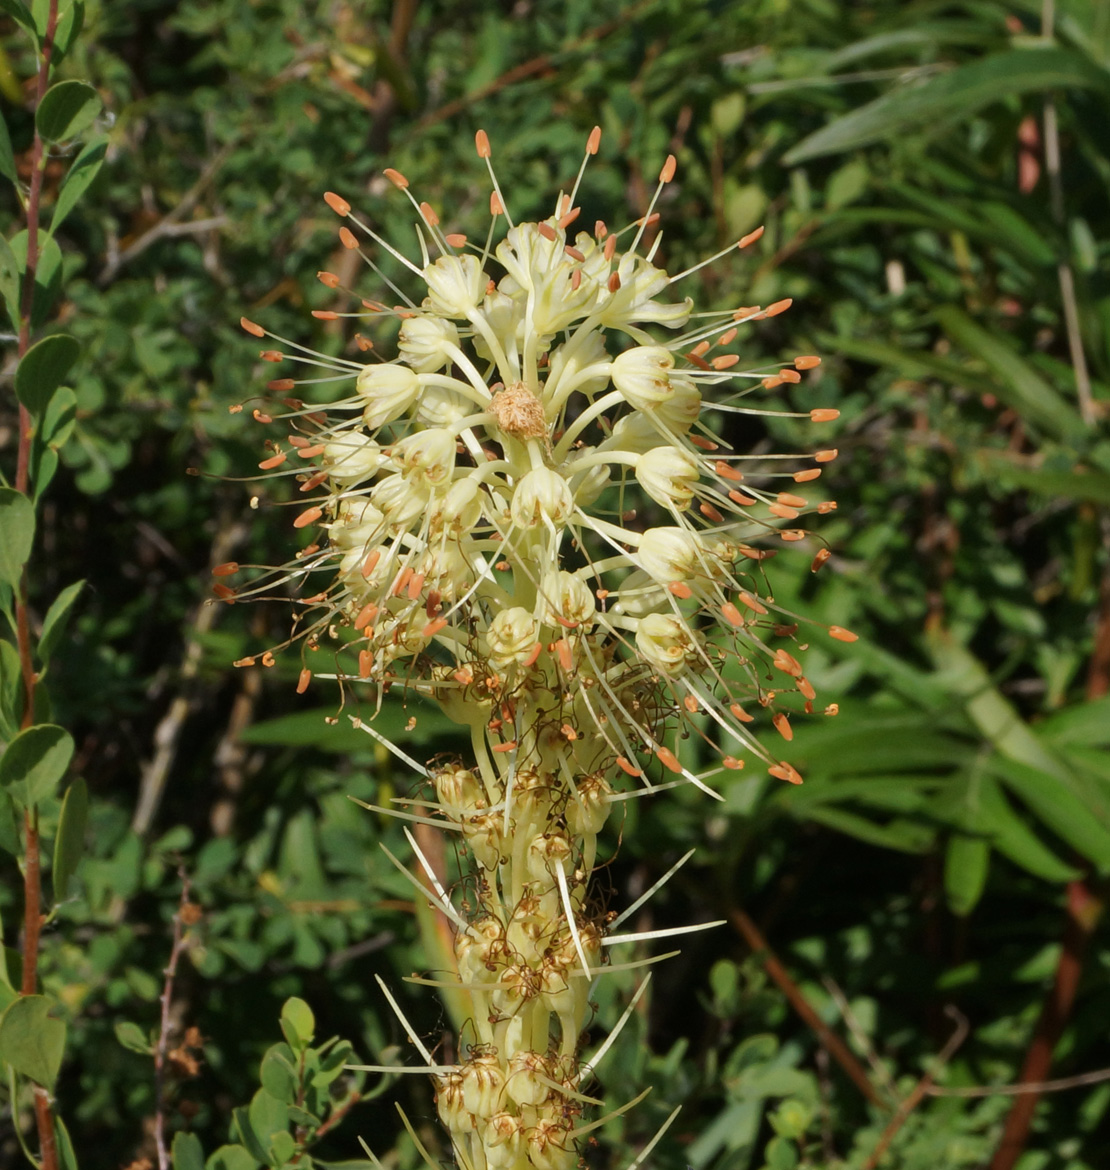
[[2, 1, 1108, 1168]]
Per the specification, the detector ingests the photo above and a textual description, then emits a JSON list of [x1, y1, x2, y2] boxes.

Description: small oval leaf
[[0, 994, 66, 1087], [52, 777, 88, 902], [0, 488, 34, 589], [0, 724, 75, 807], [35, 80, 101, 144], [15, 333, 80, 416]]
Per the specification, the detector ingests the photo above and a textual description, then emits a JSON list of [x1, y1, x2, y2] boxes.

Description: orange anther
[[655, 746, 682, 773], [586, 126, 602, 155], [422, 617, 448, 638], [312, 310, 338, 320], [659, 154, 677, 183], [407, 571, 426, 601], [715, 460, 743, 481], [817, 501, 837, 514], [769, 504, 799, 520], [358, 650, 373, 678], [233, 656, 256, 668], [738, 226, 765, 248], [317, 270, 341, 288], [616, 756, 642, 777], [445, 233, 467, 248], [722, 756, 745, 770], [729, 489, 758, 506], [780, 529, 806, 541], [392, 566, 414, 597], [323, 191, 350, 216], [765, 298, 793, 317], [794, 468, 822, 482], [595, 219, 607, 239], [604, 235, 617, 261], [538, 221, 557, 241], [608, 271, 622, 292], [690, 435, 719, 451], [795, 355, 821, 370], [814, 448, 839, 462], [294, 506, 323, 529], [338, 226, 359, 249], [213, 562, 239, 577], [267, 378, 295, 391], [252, 409, 272, 423], [699, 502, 724, 523], [810, 547, 831, 572], [565, 244, 585, 262], [419, 201, 439, 226], [769, 762, 803, 784], [555, 639, 573, 672], [730, 702, 754, 723], [824, 703, 840, 716], [810, 408, 840, 423], [261, 651, 276, 668], [561, 724, 578, 741], [228, 404, 244, 414], [300, 470, 328, 492], [778, 368, 801, 383], [453, 667, 474, 685], [475, 129, 491, 158], [778, 492, 806, 508], [773, 650, 803, 677], [669, 582, 693, 599], [798, 677, 816, 700], [761, 376, 783, 390], [212, 584, 235, 601], [296, 444, 325, 459], [691, 340, 710, 357], [240, 317, 265, 337], [687, 351, 712, 371], [712, 353, 740, 370], [773, 712, 793, 741], [559, 207, 581, 230], [683, 695, 699, 713], [492, 741, 517, 753], [721, 603, 743, 628], [523, 642, 543, 668], [738, 591, 767, 615], [296, 668, 312, 694], [383, 167, 409, 188], [355, 603, 377, 631], [733, 306, 760, 319], [828, 626, 858, 642], [490, 191, 504, 216]]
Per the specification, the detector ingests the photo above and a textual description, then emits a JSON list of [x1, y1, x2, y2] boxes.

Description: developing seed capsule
[[635, 444, 701, 509], [398, 314, 460, 373], [487, 607, 540, 669], [527, 1117, 576, 1170], [483, 1112, 524, 1170], [506, 1050, 552, 1107], [434, 765, 486, 815], [565, 771, 612, 841], [510, 467, 574, 528], [459, 1053, 506, 1119], [635, 612, 702, 675], [357, 363, 421, 429], [435, 1071, 475, 1134]]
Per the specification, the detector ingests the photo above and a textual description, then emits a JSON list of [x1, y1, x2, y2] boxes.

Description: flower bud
[[357, 363, 421, 429], [611, 345, 678, 412], [369, 472, 427, 528], [635, 612, 701, 675], [429, 476, 484, 534], [636, 445, 700, 509], [510, 467, 574, 528], [637, 526, 708, 584], [398, 315, 460, 373], [609, 569, 667, 617], [323, 431, 383, 484], [487, 607, 539, 668], [540, 570, 595, 629], [391, 427, 456, 488], [435, 766, 485, 814], [415, 382, 471, 428], [424, 253, 487, 317]]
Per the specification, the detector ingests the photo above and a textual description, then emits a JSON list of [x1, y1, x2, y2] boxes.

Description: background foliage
[[2, 1, 1109, 1168]]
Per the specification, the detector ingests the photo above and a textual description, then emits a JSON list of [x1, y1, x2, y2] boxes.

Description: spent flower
[[225, 125, 854, 1169]]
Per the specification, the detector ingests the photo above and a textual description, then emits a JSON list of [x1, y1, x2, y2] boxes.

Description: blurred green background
[[3, 0, 1110, 1167]]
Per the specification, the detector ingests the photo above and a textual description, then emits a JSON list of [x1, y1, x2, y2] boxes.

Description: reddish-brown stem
[[988, 880, 1104, 1170], [153, 874, 192, 1170], [13, 4, 62, 1169], [730, 908, 887, 1109]]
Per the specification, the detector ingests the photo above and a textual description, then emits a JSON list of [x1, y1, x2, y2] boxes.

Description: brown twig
[[730, 908, 887, 1108], [863, 1007, 968, 1170], [929, 1065, 1110, 1098], [153, 872, 195, 1170]]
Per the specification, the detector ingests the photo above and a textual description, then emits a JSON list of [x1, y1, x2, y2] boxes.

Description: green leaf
[[232, 1104, 270, 1164], [0, 0, 38, 43], [0, 489, 34, 589], [944, 833, 990, 916], [279, 997, 315, 1050], [260, 1045, 298, 1103], [172, 1132, 205, 1170], [35, 80, 102, 144], [206, 1145, 259, 1170], [51, 0, 85, 62], [114, 1019, 153, 1055], [0, 639, 23, 740], [935, 305, 1086, 442], [39, 386, 77, 451], [268, 1131, 296, 1165], [49, 136, 107, 236], [975, 450, 1110, 507], [0, 724, 75, 806], [15, 334, 80, 417], [0, 232, 20, 328], [0, 116, 15, 185], [55, 1114, 78, 1170], [39, 580, 84, 662], [784, 49, 1110, 163], [801, 806, 934, 853], [0, 790, 18, 858], [52, 778, 88, 902], [0, 994, 65, 1086], [977, 777, 1080, 883], [8, 230, 63, 328]]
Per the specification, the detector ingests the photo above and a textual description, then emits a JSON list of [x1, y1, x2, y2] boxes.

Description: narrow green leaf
[[935, 305, 1085, 441], [35, 80, 101, 144], [55, 1113, 79, 1170], [0, 791, 19, 858], [0, 116, 15, 185], [0, 0, 38, 43], [977, 777, 1080, 883], [975, 449, 1110, 506], [7, 230, 63, 328], [51, 0, 84, 62], [52, 777, 88, 902], [944, 833, 990, 916], [0, 995, 66, 1087], [14, 334, 80, 416], [0, 232, 20, 328], [1038, 697, 1110, 748], [39, 579, 84, 662], [0, 639, 23, 740], [801, 806, 934, 853], [31, 449, 59, 505], [231, 1104, 270, 1163], [0, 724, 75, 806], [0, 489, 34, 589], [171, 1132, 205, 1170], [784, 49, 1110, 163], [39, 386, 77, 451], [49, 136, 107, 236]]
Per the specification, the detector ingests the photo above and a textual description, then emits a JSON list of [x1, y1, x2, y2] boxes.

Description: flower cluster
[[225, 127, 853, 1169]]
